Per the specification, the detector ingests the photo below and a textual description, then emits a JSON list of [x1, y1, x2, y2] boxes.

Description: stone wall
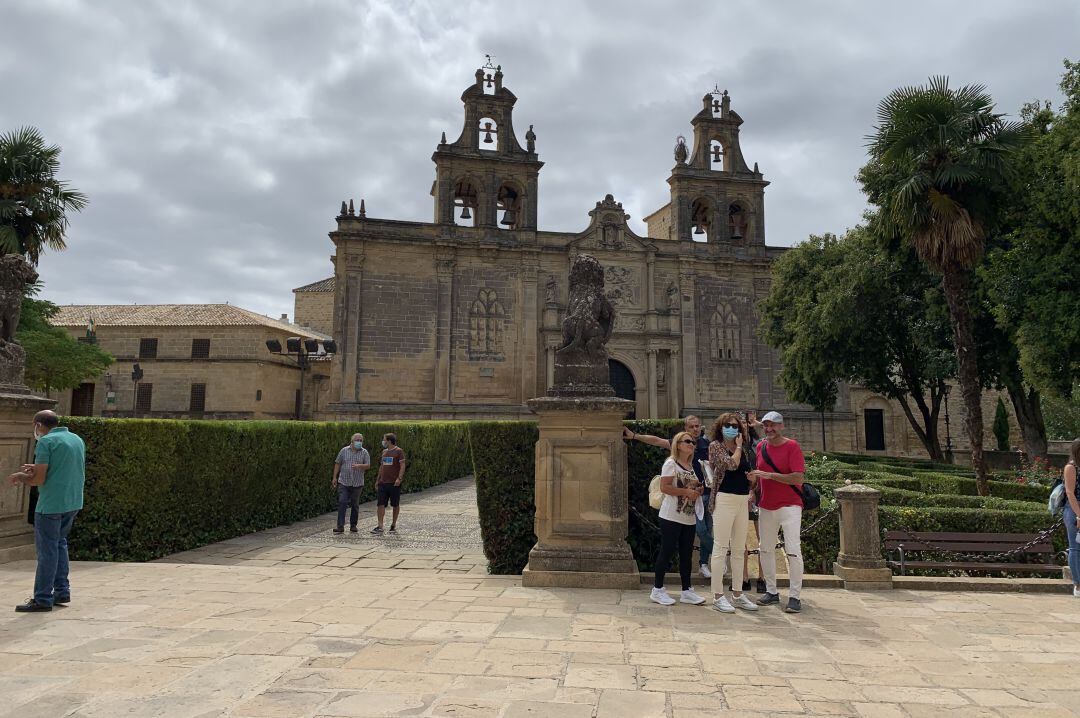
[[293, 290, 334, 335]]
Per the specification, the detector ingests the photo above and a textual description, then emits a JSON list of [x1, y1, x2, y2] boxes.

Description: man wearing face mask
[[332, 433, 371, 533], [7, 410, 85, 613], [373, 433, 406, 534]]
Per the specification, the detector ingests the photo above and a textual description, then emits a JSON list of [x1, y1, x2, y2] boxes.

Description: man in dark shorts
[[373, 433, 406, 534]]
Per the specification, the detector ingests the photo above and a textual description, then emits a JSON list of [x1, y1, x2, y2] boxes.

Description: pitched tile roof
[[293, 277, 335, 293], [50, 304, 331, 340]]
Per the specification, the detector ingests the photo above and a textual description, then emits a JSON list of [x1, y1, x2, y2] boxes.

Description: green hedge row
[[61, 417, 472, 562]]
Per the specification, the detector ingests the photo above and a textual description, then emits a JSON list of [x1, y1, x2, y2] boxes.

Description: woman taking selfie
[[651, 431, 707, 606], [707, 413, 759, 613]]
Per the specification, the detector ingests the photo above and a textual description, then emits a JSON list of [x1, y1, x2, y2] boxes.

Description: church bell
[[460, 205, 471, 220], [500, 208, 517, 226]]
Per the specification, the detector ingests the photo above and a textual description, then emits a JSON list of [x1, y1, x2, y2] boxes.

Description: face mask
[[353, 441, 363, 450], [381, 440, 388, 449], [722, 427, 740, 440]]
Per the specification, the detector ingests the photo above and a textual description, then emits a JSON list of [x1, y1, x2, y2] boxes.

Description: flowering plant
[[1010, 454, 1059, 487]]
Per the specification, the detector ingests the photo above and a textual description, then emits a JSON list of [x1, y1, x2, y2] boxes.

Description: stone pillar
[[0, 391, 54, 563], [519, 254, 540, 402], [669, 348, 681, 416], [545, 345, 555, 390], [521, 396, 639, 589], [833, 483, 893, 590], [433, 249, 455, 404], [678, 269, 697, 411], [339, 252, 364, 404], [646, 348, 658, 419]]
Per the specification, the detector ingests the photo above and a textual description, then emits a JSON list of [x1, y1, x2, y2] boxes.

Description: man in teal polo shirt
[[7, 410, 85, 613]]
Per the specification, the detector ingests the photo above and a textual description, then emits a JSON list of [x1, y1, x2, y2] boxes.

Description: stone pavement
[[157, 477, 489, 576], [2, 476, 1080, 717]]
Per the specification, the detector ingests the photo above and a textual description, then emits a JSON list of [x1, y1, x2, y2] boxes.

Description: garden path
[[157, 476, 490, 576]]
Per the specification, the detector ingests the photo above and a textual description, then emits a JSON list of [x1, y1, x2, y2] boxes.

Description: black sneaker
[[54, 595, 70, 605], [388, 525, 397, 534], [15, 599, 51, 613], [784, 598, 802, 614], [349, 526, 358, 533], [756, 592, 780, 606], [756, 579, 767, 593], [371, 526, 383, 534], [333, 527, 344, 534]]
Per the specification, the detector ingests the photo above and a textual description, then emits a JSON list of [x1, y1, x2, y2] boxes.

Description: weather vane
[[483, 54, 497, 69], [711, 83, 723, 96]]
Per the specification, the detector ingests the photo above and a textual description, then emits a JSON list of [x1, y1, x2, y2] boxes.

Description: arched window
[[710, 140, 725, 171], [728, 203, 747, 240], [478, 117, 498, 149], [469, 289, 505, 358], [710, 303, 741, 361], [690, 197, 711, 242], [453, 178, 479, 227], [496, 183, 521, 230]]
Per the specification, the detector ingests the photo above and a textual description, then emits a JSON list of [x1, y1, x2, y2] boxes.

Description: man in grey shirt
[[332, 433, 370, 533]]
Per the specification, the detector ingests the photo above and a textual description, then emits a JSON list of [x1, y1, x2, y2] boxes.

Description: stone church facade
[[314, 64, 995, 456]]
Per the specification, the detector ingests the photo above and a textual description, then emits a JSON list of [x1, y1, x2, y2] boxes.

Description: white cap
[[761, 411, 784, 424]]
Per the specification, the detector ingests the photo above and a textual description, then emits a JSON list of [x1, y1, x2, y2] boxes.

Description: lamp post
[[266, 337, 336, 420], [130, 363, 143, 417], [942, 383, 953, 459]]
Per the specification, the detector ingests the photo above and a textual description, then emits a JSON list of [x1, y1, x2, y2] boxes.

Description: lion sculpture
[[552, 254, 615, 395]]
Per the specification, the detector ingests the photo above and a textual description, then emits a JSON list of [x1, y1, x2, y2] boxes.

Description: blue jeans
[[1066, 504, 1080, 585], [696, 489, 714, 567], [34, 511, 78, 606], [337, 484, 363, 529]]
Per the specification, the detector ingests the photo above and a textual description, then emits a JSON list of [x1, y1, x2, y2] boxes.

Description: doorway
[[71, 383, 95, 416], [608, 359, 636, 419]]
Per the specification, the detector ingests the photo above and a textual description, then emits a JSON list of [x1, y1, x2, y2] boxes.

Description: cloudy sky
[[4, 1, 1076, 320]]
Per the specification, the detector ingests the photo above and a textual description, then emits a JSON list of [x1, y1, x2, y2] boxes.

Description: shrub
[[993, 397, 1011, 452], [61, 417, 472, 562]]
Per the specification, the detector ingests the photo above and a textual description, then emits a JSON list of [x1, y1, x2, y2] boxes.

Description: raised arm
[[623, 427, 670, 449]]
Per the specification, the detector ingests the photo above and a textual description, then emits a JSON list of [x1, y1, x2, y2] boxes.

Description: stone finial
[[359, 199, 367, 218], [440, 131, 447, 145], [550, 254, 615, 397], [339, 201, 347, 217], [348, 199, 355, 216], [526, 124, 536, 153], [754, 162, 760, 174]]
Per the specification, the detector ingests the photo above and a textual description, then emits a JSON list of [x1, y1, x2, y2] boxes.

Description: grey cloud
[[2, 0, 1075, 319]]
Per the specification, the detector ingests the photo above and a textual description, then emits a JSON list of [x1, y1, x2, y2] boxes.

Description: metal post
[[297, 350, 307, 420], [820, 409, 827, 452], [943, 385, 953, 455]]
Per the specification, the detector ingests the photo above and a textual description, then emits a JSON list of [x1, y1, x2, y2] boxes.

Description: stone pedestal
[[0, 388, 55, 563], [521, 396, 639, 589], [833, 483, 894, 590]]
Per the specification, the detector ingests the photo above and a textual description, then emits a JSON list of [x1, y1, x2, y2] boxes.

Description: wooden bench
[[884, 531, 1060, 576]]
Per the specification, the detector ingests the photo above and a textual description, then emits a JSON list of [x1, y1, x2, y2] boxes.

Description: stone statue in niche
[[551, 254, 615, 396], [666, 281, 680, 311], [657, 360, 666, 387], [544, 274, 557, 305], [526, 124, 536, 153], [674, 135, 688, 164]]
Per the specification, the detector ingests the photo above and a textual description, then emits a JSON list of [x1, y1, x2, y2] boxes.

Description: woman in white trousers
[[707, 413, 759, 613]]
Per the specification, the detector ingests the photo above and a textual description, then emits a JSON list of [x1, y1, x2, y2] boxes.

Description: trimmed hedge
[[61, 417, 472, 562]]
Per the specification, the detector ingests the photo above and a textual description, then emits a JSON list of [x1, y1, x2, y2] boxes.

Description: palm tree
[[866, 77, 1029, 496], [0, 126, 87, 265]]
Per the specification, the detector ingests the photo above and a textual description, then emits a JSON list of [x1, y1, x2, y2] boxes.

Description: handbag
[[760, 442, 820, 511]]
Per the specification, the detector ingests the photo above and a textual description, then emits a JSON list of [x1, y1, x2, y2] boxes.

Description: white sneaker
[[680, 589, 707, 605], [699, 564, 712, 579], [731, 593, 759, 611], [1073, 585, 1080, 598], [710, 595, 735, 613], [650, 587, 675, 606]]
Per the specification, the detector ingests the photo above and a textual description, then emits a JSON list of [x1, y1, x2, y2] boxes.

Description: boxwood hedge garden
[[59, 417, 1063, 576]]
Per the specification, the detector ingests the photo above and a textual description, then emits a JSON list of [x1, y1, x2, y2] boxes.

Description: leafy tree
[[864, 77, 1030, 495], [1042, 389, 1080, 441], [0, 126, 87, 264], [760, 221, 954, 460], [984, 60, 1080, 401], [992, 397, 1010, 451], [16, 293, 112, 395]]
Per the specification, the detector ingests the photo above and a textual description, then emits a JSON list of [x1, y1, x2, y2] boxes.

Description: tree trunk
[[895, 390, 946, 461], [941, 266, 988, 495], [1006, 381, 1048, 459]]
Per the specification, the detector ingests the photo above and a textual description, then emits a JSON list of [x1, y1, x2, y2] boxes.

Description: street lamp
[[942, 383, 953, 458], [266, 337, 337, 419]]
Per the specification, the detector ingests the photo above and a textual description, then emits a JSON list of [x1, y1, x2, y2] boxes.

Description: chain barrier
[[631, 501, 839, 551], [885, 516, 1064, 562]]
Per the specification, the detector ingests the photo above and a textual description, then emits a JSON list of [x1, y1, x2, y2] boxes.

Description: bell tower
[[665, 89, 768, 244], [431, 59, 543, 230]]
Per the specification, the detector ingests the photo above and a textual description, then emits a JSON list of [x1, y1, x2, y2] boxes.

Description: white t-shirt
[[658, 457, 700, 526]]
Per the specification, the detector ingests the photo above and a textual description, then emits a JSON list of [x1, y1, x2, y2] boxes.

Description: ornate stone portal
[[0, 254, 55, 563], [522, 254, 639, 589]]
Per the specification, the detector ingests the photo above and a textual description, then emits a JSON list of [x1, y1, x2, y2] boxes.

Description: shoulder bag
[[760, 442, 820, 511]]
